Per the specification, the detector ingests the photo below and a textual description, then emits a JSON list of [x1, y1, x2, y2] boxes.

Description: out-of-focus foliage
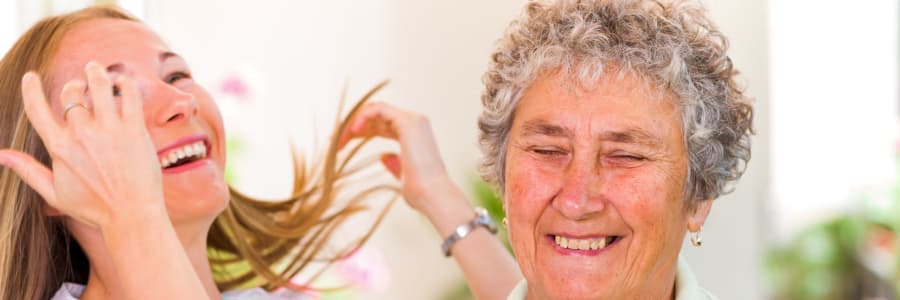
[[767, 152, 900, 300]]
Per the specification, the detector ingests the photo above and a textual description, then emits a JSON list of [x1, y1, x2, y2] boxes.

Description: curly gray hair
[[479, 0, 753, 207]]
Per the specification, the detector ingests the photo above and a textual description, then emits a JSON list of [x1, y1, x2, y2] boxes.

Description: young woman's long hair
[[0, 6, 395, 300]]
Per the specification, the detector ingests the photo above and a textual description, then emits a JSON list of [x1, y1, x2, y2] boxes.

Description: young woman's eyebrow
[[159, 51, 181, 62]]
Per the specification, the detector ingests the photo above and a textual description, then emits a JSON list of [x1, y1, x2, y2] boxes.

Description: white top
[[506, 256, 717, 300], [51, 282, 311, 300]]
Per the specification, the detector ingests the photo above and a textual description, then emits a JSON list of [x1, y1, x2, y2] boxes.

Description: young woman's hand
[[0, 61, 166, 230]]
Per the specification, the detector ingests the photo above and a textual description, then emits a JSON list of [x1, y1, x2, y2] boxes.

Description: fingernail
[[22, 72, 35, 82], [85, 61, 99, 71]]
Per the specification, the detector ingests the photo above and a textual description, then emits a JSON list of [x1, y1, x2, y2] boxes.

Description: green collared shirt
[[506, 256, 717, 300]]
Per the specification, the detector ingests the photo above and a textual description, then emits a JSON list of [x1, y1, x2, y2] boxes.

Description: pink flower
[[337, 246, 391, 293], [219, 74, 251, 101]]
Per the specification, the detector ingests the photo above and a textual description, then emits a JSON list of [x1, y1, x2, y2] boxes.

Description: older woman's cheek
[[504, 153, 563, 217], [608, 165, 689, 295], [504, 152, 556, 275]]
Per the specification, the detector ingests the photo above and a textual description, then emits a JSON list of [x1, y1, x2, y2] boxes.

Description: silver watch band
[[441, 207, 498, 257]]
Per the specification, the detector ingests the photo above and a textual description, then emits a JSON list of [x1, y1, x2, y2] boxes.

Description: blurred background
[[1, 0, 897, 299]]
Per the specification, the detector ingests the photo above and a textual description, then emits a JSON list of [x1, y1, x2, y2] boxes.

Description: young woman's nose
[[146, 80, 197, 126]]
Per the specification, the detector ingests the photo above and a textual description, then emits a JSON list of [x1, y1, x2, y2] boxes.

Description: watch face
[[475, 206, 488, 216], [474, 207, 499, 233], [443, 207, 501, 256]]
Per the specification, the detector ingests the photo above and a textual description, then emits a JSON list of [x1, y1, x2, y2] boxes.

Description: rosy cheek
[[507, 154, 559, 199], [604, 169, 682, 231], [505, 154, 564, 233]]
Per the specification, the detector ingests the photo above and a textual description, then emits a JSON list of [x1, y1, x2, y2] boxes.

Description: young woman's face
[[48, 18, 229, 226]]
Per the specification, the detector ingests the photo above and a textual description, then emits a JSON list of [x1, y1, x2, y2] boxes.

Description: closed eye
[[612, 155, 646, 161], [531, 148, 567, 156], [165, 71, 192, 84]]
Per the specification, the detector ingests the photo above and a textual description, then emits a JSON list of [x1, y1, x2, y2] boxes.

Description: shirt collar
[[506, 256, 714, 300]]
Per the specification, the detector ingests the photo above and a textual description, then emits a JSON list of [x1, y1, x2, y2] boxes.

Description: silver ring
[[62, 102, 89, 121]]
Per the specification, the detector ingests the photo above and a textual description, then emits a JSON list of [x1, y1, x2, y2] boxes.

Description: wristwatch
[[441, 207, 498, 257]]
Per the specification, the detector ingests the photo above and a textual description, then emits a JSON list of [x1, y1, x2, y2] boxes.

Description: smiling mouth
[[552, 235, 620, 251], [159, 140, 209, 169]]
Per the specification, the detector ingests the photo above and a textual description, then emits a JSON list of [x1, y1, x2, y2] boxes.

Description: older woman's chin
[[524, 266, 620, 299], [529, 278, 610, 300]]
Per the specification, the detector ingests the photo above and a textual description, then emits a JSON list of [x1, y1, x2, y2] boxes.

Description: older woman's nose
[[551, 162, 605, 221], [148, 82, 197, 125]]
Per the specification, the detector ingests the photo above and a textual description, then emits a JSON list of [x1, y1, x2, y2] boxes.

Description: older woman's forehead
[[51, 18, 170, 82]]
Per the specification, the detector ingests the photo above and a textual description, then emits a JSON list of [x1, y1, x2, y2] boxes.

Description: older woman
[[479, 0, 753, 299]]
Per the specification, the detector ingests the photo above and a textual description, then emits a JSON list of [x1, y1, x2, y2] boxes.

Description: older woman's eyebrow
[[598, 129, 661, 146], [519, 120, 573, 138]]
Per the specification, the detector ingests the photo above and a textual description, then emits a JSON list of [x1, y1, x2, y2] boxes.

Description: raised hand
[[0, 61, 166, 230], [338, 101, 522, 300], [338, 101, 456, 214]]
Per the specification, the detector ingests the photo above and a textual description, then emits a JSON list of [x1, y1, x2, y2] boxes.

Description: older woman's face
[[504, 71, 710, 299], [48, 18, 229, 226]]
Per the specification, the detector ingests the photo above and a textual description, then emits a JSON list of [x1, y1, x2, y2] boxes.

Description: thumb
[[380, 153, 402, 179], [0, 149, 58, 205]]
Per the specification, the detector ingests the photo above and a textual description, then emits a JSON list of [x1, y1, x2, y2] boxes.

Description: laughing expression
[[504, 70, 700, 299], [48, 18, 229, 225]]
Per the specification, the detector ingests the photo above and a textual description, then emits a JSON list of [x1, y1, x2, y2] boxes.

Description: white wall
[[770, 0, 899, 237], [0, 0, 15, 54]]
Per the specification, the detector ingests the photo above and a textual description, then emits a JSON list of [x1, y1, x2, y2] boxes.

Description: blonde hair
[[0, 6, 394, 299]]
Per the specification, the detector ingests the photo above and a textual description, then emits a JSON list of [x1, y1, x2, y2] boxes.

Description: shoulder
[[50, 283, 312, 300], [676, 256, 718, 300], [222, 287, 312, 300], [50, 283, 85, 300], [506, 279, 528, 300]]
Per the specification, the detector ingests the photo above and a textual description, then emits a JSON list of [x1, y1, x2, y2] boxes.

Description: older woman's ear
[[687, 199, 714, 232]]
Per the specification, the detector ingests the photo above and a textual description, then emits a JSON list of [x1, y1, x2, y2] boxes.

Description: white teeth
[[578, 240, 590, 250], [158, 141, 208, 168], [554, 235, 613, 251]]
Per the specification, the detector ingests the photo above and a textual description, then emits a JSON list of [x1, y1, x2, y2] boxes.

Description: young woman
[[0, 6, 519, 300]]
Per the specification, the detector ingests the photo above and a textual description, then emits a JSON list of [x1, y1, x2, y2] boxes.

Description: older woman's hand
[[0, 61, 166, 230], [338, 101, 455, 214], [338, 101, 522, 300]]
